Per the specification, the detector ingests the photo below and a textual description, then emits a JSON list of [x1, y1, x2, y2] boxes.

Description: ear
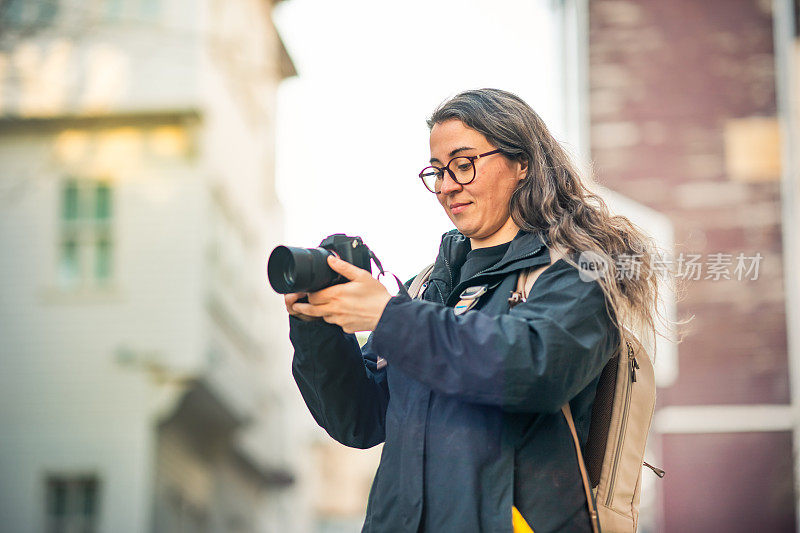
[[516, 157, 529, 181]]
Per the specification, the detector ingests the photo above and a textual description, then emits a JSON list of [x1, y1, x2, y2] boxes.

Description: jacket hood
[[427, 228, 552, 302]]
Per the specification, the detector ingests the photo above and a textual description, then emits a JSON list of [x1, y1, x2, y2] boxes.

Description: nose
[[438, 170, 463, 195]]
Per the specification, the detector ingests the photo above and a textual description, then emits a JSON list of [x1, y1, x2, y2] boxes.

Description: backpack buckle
[[454, 284, 488, 315]]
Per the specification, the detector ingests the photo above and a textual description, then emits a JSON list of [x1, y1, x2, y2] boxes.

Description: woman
[[285, 89, 670, 532]]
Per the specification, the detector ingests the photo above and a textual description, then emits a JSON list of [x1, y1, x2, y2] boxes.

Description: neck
[[469, 217, 520, 249]]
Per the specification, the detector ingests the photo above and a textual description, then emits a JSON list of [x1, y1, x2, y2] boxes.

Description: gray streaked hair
[[427, 88, 689, 358]]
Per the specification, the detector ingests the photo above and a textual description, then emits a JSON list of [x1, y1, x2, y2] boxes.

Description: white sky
[[273, 0, 566, 282]]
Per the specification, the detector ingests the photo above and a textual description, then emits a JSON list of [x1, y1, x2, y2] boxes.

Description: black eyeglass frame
[[418, 149, 503, 194]]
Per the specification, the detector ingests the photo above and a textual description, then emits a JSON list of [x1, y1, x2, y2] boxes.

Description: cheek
[[478, 183, 516, 222], [482, 175, 515, 209]]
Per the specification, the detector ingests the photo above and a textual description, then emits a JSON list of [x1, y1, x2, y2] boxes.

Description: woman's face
[[429, 119, 527, 247]]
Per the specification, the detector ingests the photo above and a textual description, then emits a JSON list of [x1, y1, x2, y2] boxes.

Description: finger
[[292, 301, 327, 317], [307, 289, 335, 305], [327, 255, 369, 282], [285, 294, 309, 315], [322, 314, 341, 326], [285, 292, 308, 306]]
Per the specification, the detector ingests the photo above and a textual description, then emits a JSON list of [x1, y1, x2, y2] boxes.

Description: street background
[[0, 0, 798, 532]]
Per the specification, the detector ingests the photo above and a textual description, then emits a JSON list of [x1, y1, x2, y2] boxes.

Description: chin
[[453, 224, 474, 237], [451, 218, 476, 235]]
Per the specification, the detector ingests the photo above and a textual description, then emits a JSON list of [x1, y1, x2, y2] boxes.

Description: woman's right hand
[[284, 292, 318, 322]]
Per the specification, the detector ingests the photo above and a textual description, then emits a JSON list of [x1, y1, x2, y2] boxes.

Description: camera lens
[[268, 246, 297, 293], [268, 245, 339, 294]]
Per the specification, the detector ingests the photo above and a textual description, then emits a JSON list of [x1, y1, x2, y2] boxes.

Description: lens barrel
[[267, 246, 339, 294]]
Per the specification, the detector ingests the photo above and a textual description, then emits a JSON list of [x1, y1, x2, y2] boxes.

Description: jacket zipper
[[643, 461, 666, 478], [606, 342, 636, 507], [445, 247, 544, 307]]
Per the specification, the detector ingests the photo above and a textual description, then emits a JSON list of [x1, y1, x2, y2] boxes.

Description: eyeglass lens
[[420, 157, 476, 193]]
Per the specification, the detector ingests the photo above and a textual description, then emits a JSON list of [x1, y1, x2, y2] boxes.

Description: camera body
[[320, 233, 372, 271], [267, 234, 373, 294]]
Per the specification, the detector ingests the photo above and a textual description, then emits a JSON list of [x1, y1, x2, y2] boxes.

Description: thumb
[[327, 254, 368, 281]]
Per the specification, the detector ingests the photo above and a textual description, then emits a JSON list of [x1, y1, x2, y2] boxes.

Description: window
[[45, 475, 101, 533], [58, 179, 114, 289]]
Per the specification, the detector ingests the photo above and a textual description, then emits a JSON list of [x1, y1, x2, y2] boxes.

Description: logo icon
[[577, 250, 609, 282]]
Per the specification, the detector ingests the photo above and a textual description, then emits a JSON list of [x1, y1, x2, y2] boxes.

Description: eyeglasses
[[419, 149, 503, 194]]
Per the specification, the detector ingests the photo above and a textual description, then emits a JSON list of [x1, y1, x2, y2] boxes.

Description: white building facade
[[0, 1, 308, 532]]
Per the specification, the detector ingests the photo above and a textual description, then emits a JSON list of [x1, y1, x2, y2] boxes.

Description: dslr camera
[[268, 234, 373, 294]]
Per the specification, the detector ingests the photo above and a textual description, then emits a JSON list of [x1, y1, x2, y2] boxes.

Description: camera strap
[[368, 249, 411, 299]]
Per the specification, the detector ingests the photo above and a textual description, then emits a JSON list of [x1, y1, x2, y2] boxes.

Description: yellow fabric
[[512, 505, 534, 533]]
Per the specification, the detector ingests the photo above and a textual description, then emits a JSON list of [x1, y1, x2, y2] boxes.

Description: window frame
[[43, 474, 102, 533], [57, 177, 115, 291]]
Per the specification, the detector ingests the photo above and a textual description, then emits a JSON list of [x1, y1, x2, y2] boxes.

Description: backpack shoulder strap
[[510, 244, 569, 306], [408, 263, 435, 299], [563, 404, 601, 533]]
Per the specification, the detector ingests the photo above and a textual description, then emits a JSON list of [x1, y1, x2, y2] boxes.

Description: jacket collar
[[429, 228, 553, 300]]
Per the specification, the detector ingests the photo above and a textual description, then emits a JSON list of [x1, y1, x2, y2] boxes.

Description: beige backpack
[[408, 251, 663, 533]]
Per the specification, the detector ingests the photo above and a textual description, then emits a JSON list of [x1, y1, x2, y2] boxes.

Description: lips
[[449, 201, 471, 215]]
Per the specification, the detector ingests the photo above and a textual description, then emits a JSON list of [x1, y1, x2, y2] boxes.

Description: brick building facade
[[588, 0, 798, 530]]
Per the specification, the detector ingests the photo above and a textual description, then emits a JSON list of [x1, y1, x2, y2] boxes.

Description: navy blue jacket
[[289, 229, 619, 532]]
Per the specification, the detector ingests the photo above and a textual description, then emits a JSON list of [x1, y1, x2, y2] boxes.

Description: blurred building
[[585, 0, 800, 530], [306, 438, 382, 533], [0, 1, 308, 532]]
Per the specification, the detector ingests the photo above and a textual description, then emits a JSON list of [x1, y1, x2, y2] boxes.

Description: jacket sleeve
[[290, 316, 389, 449], [370, 260, 618, 413]]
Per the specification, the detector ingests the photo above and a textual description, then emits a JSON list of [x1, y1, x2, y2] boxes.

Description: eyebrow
[[430, 146, 475, 164]]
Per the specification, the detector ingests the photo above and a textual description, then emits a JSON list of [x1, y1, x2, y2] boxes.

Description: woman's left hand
[[290, 255, 393, 334]]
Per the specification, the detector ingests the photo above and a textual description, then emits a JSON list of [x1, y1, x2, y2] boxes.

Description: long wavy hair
[[427, 88, 689, 359]]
